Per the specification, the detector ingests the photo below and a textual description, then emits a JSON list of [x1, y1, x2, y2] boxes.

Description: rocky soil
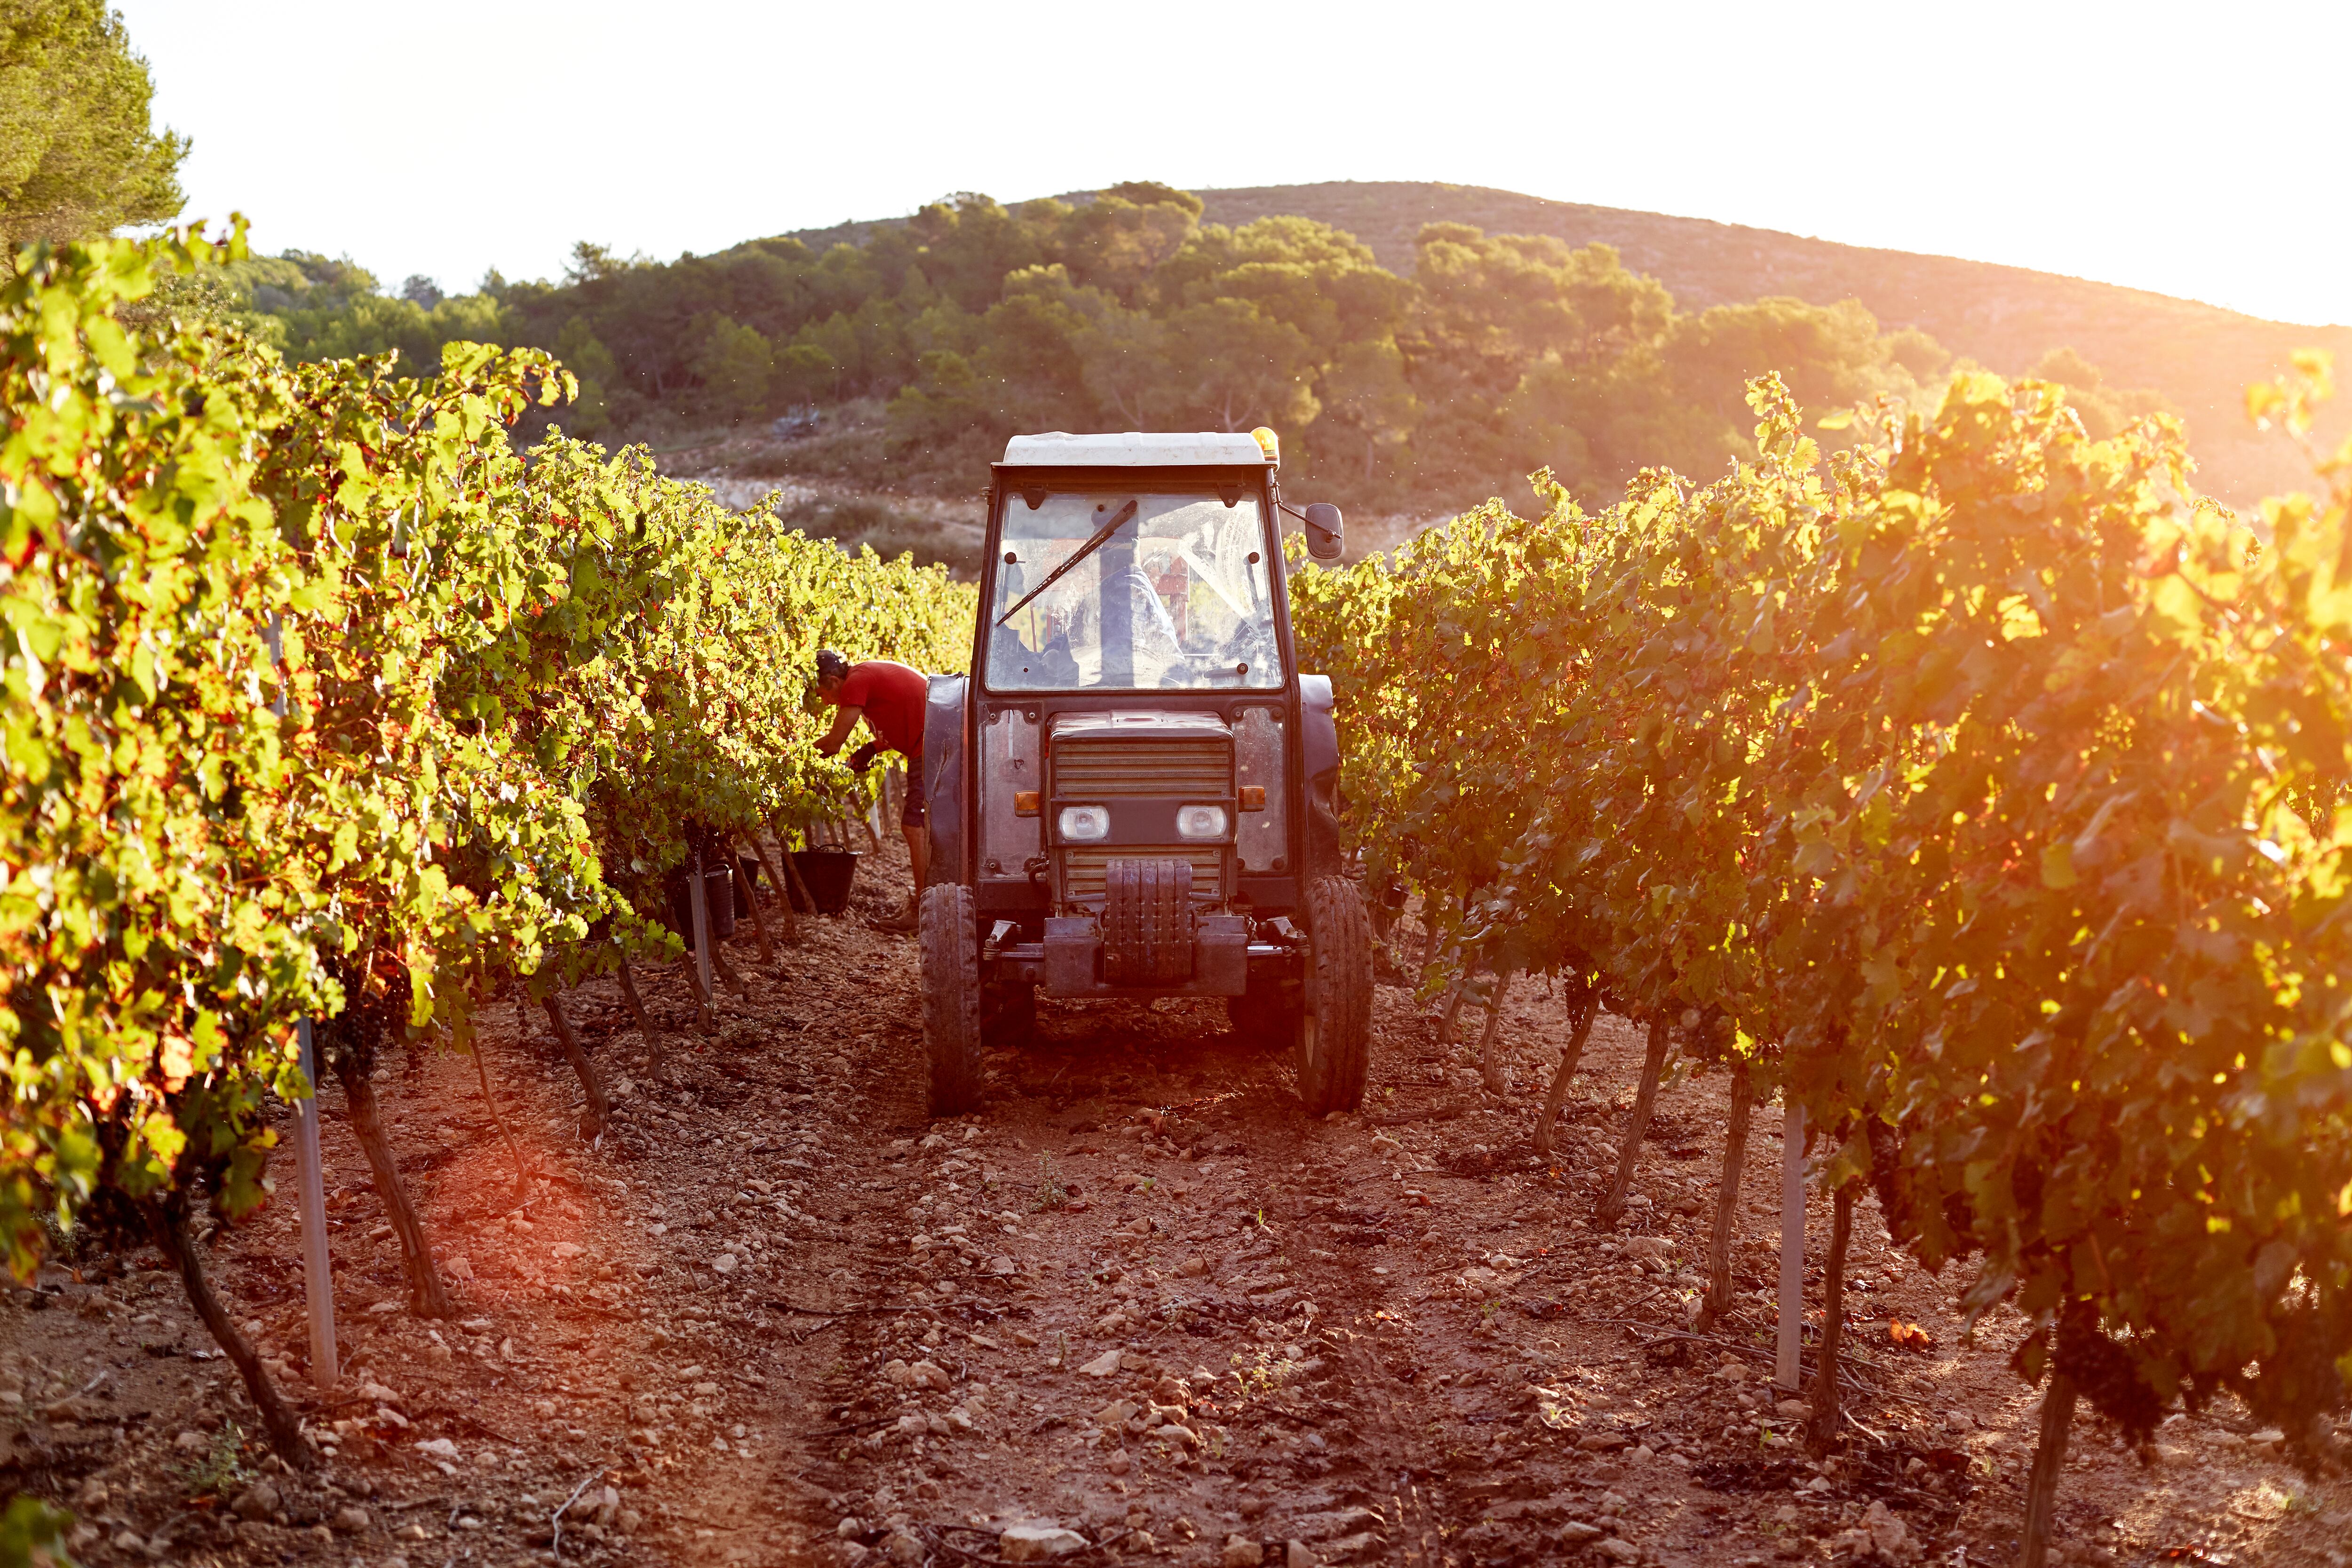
[[5, 842, 2348, 1568]]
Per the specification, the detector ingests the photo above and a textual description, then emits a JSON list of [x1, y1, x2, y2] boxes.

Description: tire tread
[[921, 884, 984, 1115], [1295, 875, 1373, 1114]]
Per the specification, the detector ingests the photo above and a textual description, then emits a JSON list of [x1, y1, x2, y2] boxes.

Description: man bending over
[[812, 649, 929, 930]]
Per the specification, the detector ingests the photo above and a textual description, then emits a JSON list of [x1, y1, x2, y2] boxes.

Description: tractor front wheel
[[1294, 876, 1373, 1115], [920, 884, 985, 1116]]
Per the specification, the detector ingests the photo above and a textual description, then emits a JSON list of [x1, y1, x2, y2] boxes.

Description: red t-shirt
[[838, 659, 928, 758]]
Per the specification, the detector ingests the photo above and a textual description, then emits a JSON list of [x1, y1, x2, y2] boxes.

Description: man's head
[[814, 648, 850, 701]]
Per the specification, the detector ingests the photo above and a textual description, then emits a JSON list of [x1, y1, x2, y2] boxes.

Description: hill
[[793, 181, 2347, 507]]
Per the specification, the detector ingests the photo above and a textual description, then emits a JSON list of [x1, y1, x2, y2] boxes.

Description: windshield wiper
[[995, 497, 1139, 627]]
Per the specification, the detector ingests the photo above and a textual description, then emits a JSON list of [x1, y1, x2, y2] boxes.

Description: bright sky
[[117, 0, 2351, 327]]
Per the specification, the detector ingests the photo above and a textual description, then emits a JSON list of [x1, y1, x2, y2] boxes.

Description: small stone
[[1862, 1500, 1909, 1556], [1595, 1539, 1641, 1564], [836, 1518, 865, 1539], [1943, 1409, 1973, 1433], [72, 1478, 106, 1510], [550, 1242, 583, 1260], [1105, 1448, 1132, 1475], [884, 1529, 924, 1564], [712, 1254, 739, 1276], [231, 1480, 282, 1521], [2249, 1427, 2286, 1446], [1559, 1521, 1605, 1544], [1078, 1350, 1124, 1377], [1000, 1523, 1090, 1561], [986, 1256, 1018, 1276], [1223, 1534, 1263, 1568], [1776, 1400, 1810, 1419], [414, 1436, 460, 1462], [1287, 1543, 1318, 1568], [1012, 1329, 1041, 1348], [174, 1429, 209, 1451], [909, 1360, 951, 1392], [1575, 1432, 1629, 1452], [1179, 1256, 1209, 1278], [333, 1505, 372, 1533]]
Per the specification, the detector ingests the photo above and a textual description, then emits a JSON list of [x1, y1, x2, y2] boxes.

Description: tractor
[[917, 428, 1373, 1117]]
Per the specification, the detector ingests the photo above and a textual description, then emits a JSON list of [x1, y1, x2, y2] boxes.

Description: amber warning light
[[1250, 426, 1279, 464]]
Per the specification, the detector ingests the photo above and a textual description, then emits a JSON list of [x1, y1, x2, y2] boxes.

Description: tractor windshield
[[985, 492, 1281, 691]]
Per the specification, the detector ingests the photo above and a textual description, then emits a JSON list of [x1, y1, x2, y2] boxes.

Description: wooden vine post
[[1807, 1179, 1854, 1453], [1595, 1019, 1671, 1228], [1532, 982, 1598, 1159], [1696, 1060, 1753, 1332]]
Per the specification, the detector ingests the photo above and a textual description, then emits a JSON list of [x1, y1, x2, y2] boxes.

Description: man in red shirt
[[813, 650, 930, 928]]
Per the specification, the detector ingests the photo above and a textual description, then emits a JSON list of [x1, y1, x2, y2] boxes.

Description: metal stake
[[269, 614, 338, 1392], [689, 843, 714, 1002], [1775, 1100, 1805, 1390], [294, 1016, 338, 1391]]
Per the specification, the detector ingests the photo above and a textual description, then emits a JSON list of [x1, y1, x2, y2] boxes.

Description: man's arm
[[814, 705, 864, 758]]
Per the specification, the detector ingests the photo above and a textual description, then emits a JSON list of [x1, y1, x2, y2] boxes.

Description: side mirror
[[1302, 502, 1344, 561]]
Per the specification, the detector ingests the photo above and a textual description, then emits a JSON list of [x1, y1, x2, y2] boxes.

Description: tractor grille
[[1051, 735, 1229, 798], [1052, 732, 1231, 908], [1061, 846, 1225, 907]]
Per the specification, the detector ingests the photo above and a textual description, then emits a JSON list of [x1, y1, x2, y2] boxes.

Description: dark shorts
[[901, 765, 925, 829]]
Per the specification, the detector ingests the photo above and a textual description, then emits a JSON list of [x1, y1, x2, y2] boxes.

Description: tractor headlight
[[1176, 804, 1230, 840], [1057, 804, 1110, 842]]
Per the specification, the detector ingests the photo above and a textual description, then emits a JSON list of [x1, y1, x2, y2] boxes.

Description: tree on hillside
[[1164, 296, 1319, 432], [0, 0, 185, 256], [2026, 345, 2179, 438], [691, 313, 778, 422], [1317, 337, 1419, 480], [1059, 184, 1202, 301], [1664, 295, 1940, 429]]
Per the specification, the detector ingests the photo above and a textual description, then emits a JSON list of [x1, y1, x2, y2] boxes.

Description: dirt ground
[[5, 839, 2349, 1568]]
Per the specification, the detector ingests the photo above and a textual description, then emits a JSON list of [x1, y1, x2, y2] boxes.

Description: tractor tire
[[1294, 876, 1374, 1115], [920, 884, 984, 1116]]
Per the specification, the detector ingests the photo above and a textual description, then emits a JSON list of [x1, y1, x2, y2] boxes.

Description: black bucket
[[663, 863, 739, 939], [791, 847, 861, 916]]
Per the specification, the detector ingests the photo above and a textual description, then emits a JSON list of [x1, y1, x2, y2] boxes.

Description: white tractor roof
[[1000, 431, 1269, 467]]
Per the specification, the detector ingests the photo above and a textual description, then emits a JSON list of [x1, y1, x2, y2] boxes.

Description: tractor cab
[[917, 430, 1372, 1118]]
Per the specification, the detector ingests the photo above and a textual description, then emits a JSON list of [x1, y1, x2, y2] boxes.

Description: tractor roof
[[1000, 431, 1271, 467]]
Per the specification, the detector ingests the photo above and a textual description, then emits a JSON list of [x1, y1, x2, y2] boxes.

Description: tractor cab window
[[987, 492, 1281, 691]]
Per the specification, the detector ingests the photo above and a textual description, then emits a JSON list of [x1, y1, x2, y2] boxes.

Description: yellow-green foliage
[[1292, 364, 2352, 1441], [0, 229, 973, 1276]]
